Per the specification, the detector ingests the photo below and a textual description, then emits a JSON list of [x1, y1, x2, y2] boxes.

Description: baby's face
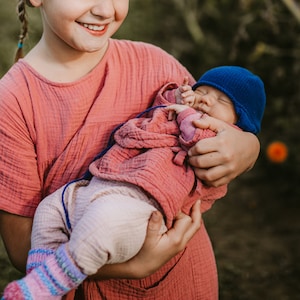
[[193, 85, 238, 124]]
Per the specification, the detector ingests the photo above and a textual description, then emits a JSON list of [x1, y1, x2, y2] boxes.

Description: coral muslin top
[[0, 39, 218, 299]]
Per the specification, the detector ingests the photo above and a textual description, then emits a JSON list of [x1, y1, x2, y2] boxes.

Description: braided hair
[[15, 0, 30, 62]]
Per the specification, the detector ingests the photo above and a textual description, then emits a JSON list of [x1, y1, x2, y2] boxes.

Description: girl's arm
[[0, 211, 32, 272]]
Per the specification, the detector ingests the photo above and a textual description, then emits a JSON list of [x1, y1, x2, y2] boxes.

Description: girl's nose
[[91, 0, 115, 19]]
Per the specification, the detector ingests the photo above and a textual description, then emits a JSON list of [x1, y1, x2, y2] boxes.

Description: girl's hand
[[91, 200, 201, 280], [188, 114, 260, 187]]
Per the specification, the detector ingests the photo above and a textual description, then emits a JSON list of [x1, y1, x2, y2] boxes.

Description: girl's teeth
[[83, 24, 105, 31]]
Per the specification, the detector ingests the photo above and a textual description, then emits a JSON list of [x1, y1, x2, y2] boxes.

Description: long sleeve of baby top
[[89, 83, 227, 227]]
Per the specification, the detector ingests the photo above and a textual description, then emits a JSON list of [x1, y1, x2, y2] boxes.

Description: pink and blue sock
[[2, 244, 86, 300], [26, 248, 55, 274]]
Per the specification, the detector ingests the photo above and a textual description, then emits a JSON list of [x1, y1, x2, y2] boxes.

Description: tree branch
[[171, 0, 204, 45], [281, 0, 300, 23]]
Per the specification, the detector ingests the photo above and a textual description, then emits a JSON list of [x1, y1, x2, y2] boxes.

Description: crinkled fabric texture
[[90, 84, 227, 227], [0, 39, 218, 299]]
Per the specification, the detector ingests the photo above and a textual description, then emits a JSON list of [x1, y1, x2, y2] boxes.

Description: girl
[[0, 0, 260, 299]]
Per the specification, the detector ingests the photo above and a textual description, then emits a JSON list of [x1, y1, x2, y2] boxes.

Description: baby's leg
[[27, 184, 72, 274], [2, 180, 165, 299], [31, 179, 90, 250], [68, 188, 166, 275], [3, 244, 86, 300], [2, 181, 91, 299]]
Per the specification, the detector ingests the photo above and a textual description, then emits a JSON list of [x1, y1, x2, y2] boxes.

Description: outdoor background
[[0, 0, 299, 299]]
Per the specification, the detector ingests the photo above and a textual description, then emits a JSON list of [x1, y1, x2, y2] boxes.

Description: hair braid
[[15, 0, 29, 62]]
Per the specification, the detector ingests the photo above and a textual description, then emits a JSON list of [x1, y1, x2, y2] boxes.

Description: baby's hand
[[166, 104, 190, 120], [175, 77, 195, 107]]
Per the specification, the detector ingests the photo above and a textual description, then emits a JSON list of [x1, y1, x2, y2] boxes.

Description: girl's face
[[31, 0, 129, 55]]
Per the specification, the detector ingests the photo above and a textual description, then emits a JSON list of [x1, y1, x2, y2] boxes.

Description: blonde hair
[[15, 0, 29, 62]]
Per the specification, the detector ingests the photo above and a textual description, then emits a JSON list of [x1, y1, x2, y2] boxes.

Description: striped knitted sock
[[26, 248, 55, 274], [2, 244, 87, 300]]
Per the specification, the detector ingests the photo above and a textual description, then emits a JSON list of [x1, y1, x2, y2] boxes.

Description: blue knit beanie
[[192, 66, 266, 134]]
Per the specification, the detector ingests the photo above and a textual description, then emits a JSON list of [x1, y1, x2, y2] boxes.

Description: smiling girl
[[0, 0, 260, 299]]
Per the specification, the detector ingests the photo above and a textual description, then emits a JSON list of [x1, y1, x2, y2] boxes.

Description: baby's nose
[[199, 94, 212, 105]]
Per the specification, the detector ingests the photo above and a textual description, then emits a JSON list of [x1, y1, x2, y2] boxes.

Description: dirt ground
[[204, 162, 300, 300], [0, 160, 299, 299]]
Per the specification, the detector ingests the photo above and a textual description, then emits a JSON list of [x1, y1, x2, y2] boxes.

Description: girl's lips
[[82, 23, 105, 31], [78, 22, 108, 35]]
